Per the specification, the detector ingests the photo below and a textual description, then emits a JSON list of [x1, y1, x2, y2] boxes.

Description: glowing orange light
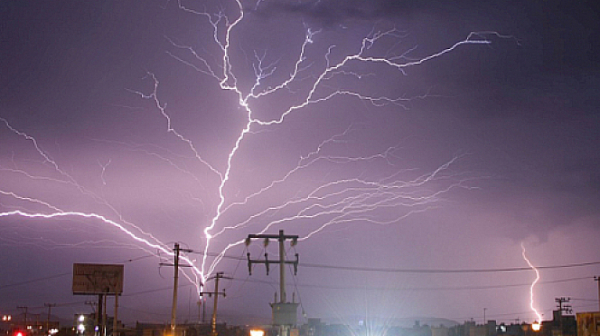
[[250, 330, 265, 336], [532, 322, 541, 331]]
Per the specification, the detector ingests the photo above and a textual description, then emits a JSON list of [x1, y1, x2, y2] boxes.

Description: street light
[[77, 315, 86, 335]]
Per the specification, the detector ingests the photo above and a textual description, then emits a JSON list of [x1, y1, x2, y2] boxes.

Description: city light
[[250, 329, 265, 336]]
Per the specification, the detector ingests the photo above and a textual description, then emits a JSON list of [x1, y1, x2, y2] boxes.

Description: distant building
[[576, 312, 600, 336], [431, 325, 449, 336]]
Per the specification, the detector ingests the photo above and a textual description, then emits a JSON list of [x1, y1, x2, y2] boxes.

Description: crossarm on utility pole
[[246, 230, 300, 336], [246, 230, 299, 303], [158, 243, 193, 335], [200, 272, 231, 336]]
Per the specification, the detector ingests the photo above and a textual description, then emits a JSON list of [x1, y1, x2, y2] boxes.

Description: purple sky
[[1, 0, 599, 328]]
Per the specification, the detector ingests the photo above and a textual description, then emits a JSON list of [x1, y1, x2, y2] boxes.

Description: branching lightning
[[168, 0, 506, 284], [0, 0, 511, 303]]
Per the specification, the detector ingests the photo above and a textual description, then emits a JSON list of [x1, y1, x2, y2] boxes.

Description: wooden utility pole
[[17, 306, 28, 328], [594, 276, 600, 312], [483, 308, 486, 324], [44, 303, 56, 333], [555, 297, 572, 315], [102, 295, 107, 336], [555, 297, 572, 334], [159, 243, 193, 335], [83, 301, 97, 332], [97, 294, 103, 336], [200, 272, 231, 336], [171, 243, 181, 334]]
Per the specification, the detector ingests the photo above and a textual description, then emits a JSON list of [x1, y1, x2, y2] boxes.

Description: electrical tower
[[246, 230, 299, 336]]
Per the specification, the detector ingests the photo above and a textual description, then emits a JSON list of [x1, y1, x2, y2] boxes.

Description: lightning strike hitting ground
[[0, 0, 511, 300], [521, 243, 543, 324]]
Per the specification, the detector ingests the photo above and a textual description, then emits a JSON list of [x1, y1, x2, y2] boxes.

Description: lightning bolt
[[521, 242, 543, 323], [167, 1, 510, 284], [0, 118, 206, 292], [0, 0, 514, 302]]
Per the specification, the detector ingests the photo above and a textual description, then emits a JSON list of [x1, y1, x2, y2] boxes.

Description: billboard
[[72, 263, 124, 295]]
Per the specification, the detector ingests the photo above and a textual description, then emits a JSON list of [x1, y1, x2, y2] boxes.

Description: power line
[[299, 260, 600, 274], [0, 272, 70, 290], [189, 250, 600, 274], [3, 255, 597, 299], [570, 298, 600, 302], [227, 275, 589, 292]]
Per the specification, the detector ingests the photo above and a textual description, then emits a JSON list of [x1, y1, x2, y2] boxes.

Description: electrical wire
[[227, 275, 590, 292], [188, 250, 600, 274], [299, 260, 600, 274], [0, 272, 70, 289]]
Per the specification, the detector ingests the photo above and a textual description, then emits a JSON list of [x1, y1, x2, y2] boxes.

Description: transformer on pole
[[246, 230, 299, 336]]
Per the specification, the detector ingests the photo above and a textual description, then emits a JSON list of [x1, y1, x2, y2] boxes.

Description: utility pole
[[97, 294, 104, 336], [83, 301, 98, 336], [32, 314, 40, 330], [594, 276, 600, 312], [200, 272, 230, 336], [171, 243, 181, 334], [196, 298, 204, 323], [247, 230, 299, 336], [102, 295, 107, 336], [555, 297, 572, 315], [246, 230, 299, 303], [555, 297, 572, 335], [44, 303, 56, 333], [17, 306, 28, 328], [160, 243, 194, 335], [202, 297, 206, 323]]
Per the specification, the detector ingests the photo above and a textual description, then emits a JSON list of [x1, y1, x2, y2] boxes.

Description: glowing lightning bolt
[[0, 119, 205, 291], [165, 0, 514, 285], [521, 242, 543, 325], [0, 0, 515, 300]]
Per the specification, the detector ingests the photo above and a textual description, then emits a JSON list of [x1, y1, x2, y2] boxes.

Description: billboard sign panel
[[72, 263, 124, 295]]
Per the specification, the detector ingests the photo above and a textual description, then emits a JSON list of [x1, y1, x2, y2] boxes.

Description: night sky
[[1, 0, 599, 328]]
